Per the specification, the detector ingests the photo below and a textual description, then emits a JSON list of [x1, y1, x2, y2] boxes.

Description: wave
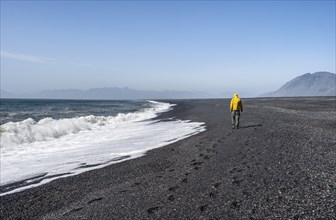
[[0, 101, 173, 148], [0, 100, 206, 195]]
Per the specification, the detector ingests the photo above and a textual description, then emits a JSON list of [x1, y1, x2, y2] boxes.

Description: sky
[[1, 0, 335, 97]]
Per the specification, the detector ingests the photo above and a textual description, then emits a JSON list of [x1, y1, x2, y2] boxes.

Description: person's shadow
[[239, 124, 262, 129]]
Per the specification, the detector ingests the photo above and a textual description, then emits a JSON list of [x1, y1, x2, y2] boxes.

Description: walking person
[[230, 93, 243, 129]]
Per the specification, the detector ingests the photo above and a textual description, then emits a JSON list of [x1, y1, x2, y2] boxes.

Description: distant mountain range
[[0, 87, 218, 100], [2, 71, 334, 99], [0, 90, 17, 98], [261, 72, 335, 97]]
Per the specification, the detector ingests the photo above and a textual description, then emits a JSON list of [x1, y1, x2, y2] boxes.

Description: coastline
[[0, 100, 205, 196], [1, 97, 335, 219]]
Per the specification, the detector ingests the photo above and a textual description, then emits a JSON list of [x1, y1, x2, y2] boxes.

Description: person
[[230, 93, 243, 129]]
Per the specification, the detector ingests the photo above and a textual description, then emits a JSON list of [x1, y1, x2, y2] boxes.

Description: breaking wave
[[0, 101, 172, 148]]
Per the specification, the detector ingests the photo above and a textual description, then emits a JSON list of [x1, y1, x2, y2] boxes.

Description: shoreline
[[1, 97, 335, 219], [0, 100, 205, 196]]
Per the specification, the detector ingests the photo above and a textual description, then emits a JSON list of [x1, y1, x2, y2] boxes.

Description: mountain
[[1, 87, 216, 100], [0, 90, 18, 98], [261, 72, 335, 97], [35, 87, 216, 99]]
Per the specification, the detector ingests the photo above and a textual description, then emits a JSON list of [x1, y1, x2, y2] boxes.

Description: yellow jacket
[[230, 94, 243, 111]]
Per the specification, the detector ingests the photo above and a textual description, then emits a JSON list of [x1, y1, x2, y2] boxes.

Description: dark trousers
[[231, 110, 240, 128]]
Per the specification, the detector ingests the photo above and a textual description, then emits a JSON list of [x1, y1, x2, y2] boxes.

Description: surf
[[0, 100, 206, 195]]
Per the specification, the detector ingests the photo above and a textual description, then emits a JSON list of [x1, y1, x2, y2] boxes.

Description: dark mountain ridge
[[261, 72, 335, 97]]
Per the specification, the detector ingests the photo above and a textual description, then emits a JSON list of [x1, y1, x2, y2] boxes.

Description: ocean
[[0, 99, 205, 195]]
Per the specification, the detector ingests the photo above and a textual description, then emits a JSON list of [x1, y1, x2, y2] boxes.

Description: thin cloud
[[0, 51, 57, 63], [1, 50, 117, 71]]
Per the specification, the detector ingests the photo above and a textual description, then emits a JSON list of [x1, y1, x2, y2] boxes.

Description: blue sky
[[1, 1, 335, 97]]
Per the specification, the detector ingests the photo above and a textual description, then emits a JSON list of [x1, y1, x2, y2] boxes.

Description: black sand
[[1, 97, 336, 219]]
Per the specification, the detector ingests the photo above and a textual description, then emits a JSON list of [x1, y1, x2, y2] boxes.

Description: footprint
[[191, 161, 203, 166], [199, 205, 208, 212], [231, 201, 240, 209], [147, 206, 161, 214], [168, 186, 179, 192], [181, 178, 188, 183], [213, 182, 221, 188], [209, 192, 216, 198], [87, 197, 103, 205], [232, 177, 243, 185], [168, 169, 175, 172], [168, 195, 175, 201], [204, 155, 210, 160]]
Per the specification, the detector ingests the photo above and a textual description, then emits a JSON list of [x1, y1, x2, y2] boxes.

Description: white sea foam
[[0, 101, 205, 195], [0, 101, 171, 148]]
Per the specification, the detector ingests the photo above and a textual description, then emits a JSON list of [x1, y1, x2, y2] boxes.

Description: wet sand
[[1, 97, 336, 219]]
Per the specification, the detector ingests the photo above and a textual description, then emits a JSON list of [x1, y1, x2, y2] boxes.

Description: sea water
[[0, 99, 205, 195]]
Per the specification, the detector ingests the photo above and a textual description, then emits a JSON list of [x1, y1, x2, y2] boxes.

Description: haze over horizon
[[1, 1, 335, 97]]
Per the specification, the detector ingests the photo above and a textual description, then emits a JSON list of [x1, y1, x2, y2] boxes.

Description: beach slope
[[1, 97, 335, 219]]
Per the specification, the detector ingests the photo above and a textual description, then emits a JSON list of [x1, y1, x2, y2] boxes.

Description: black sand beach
[[1, 97, 336, 219]]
